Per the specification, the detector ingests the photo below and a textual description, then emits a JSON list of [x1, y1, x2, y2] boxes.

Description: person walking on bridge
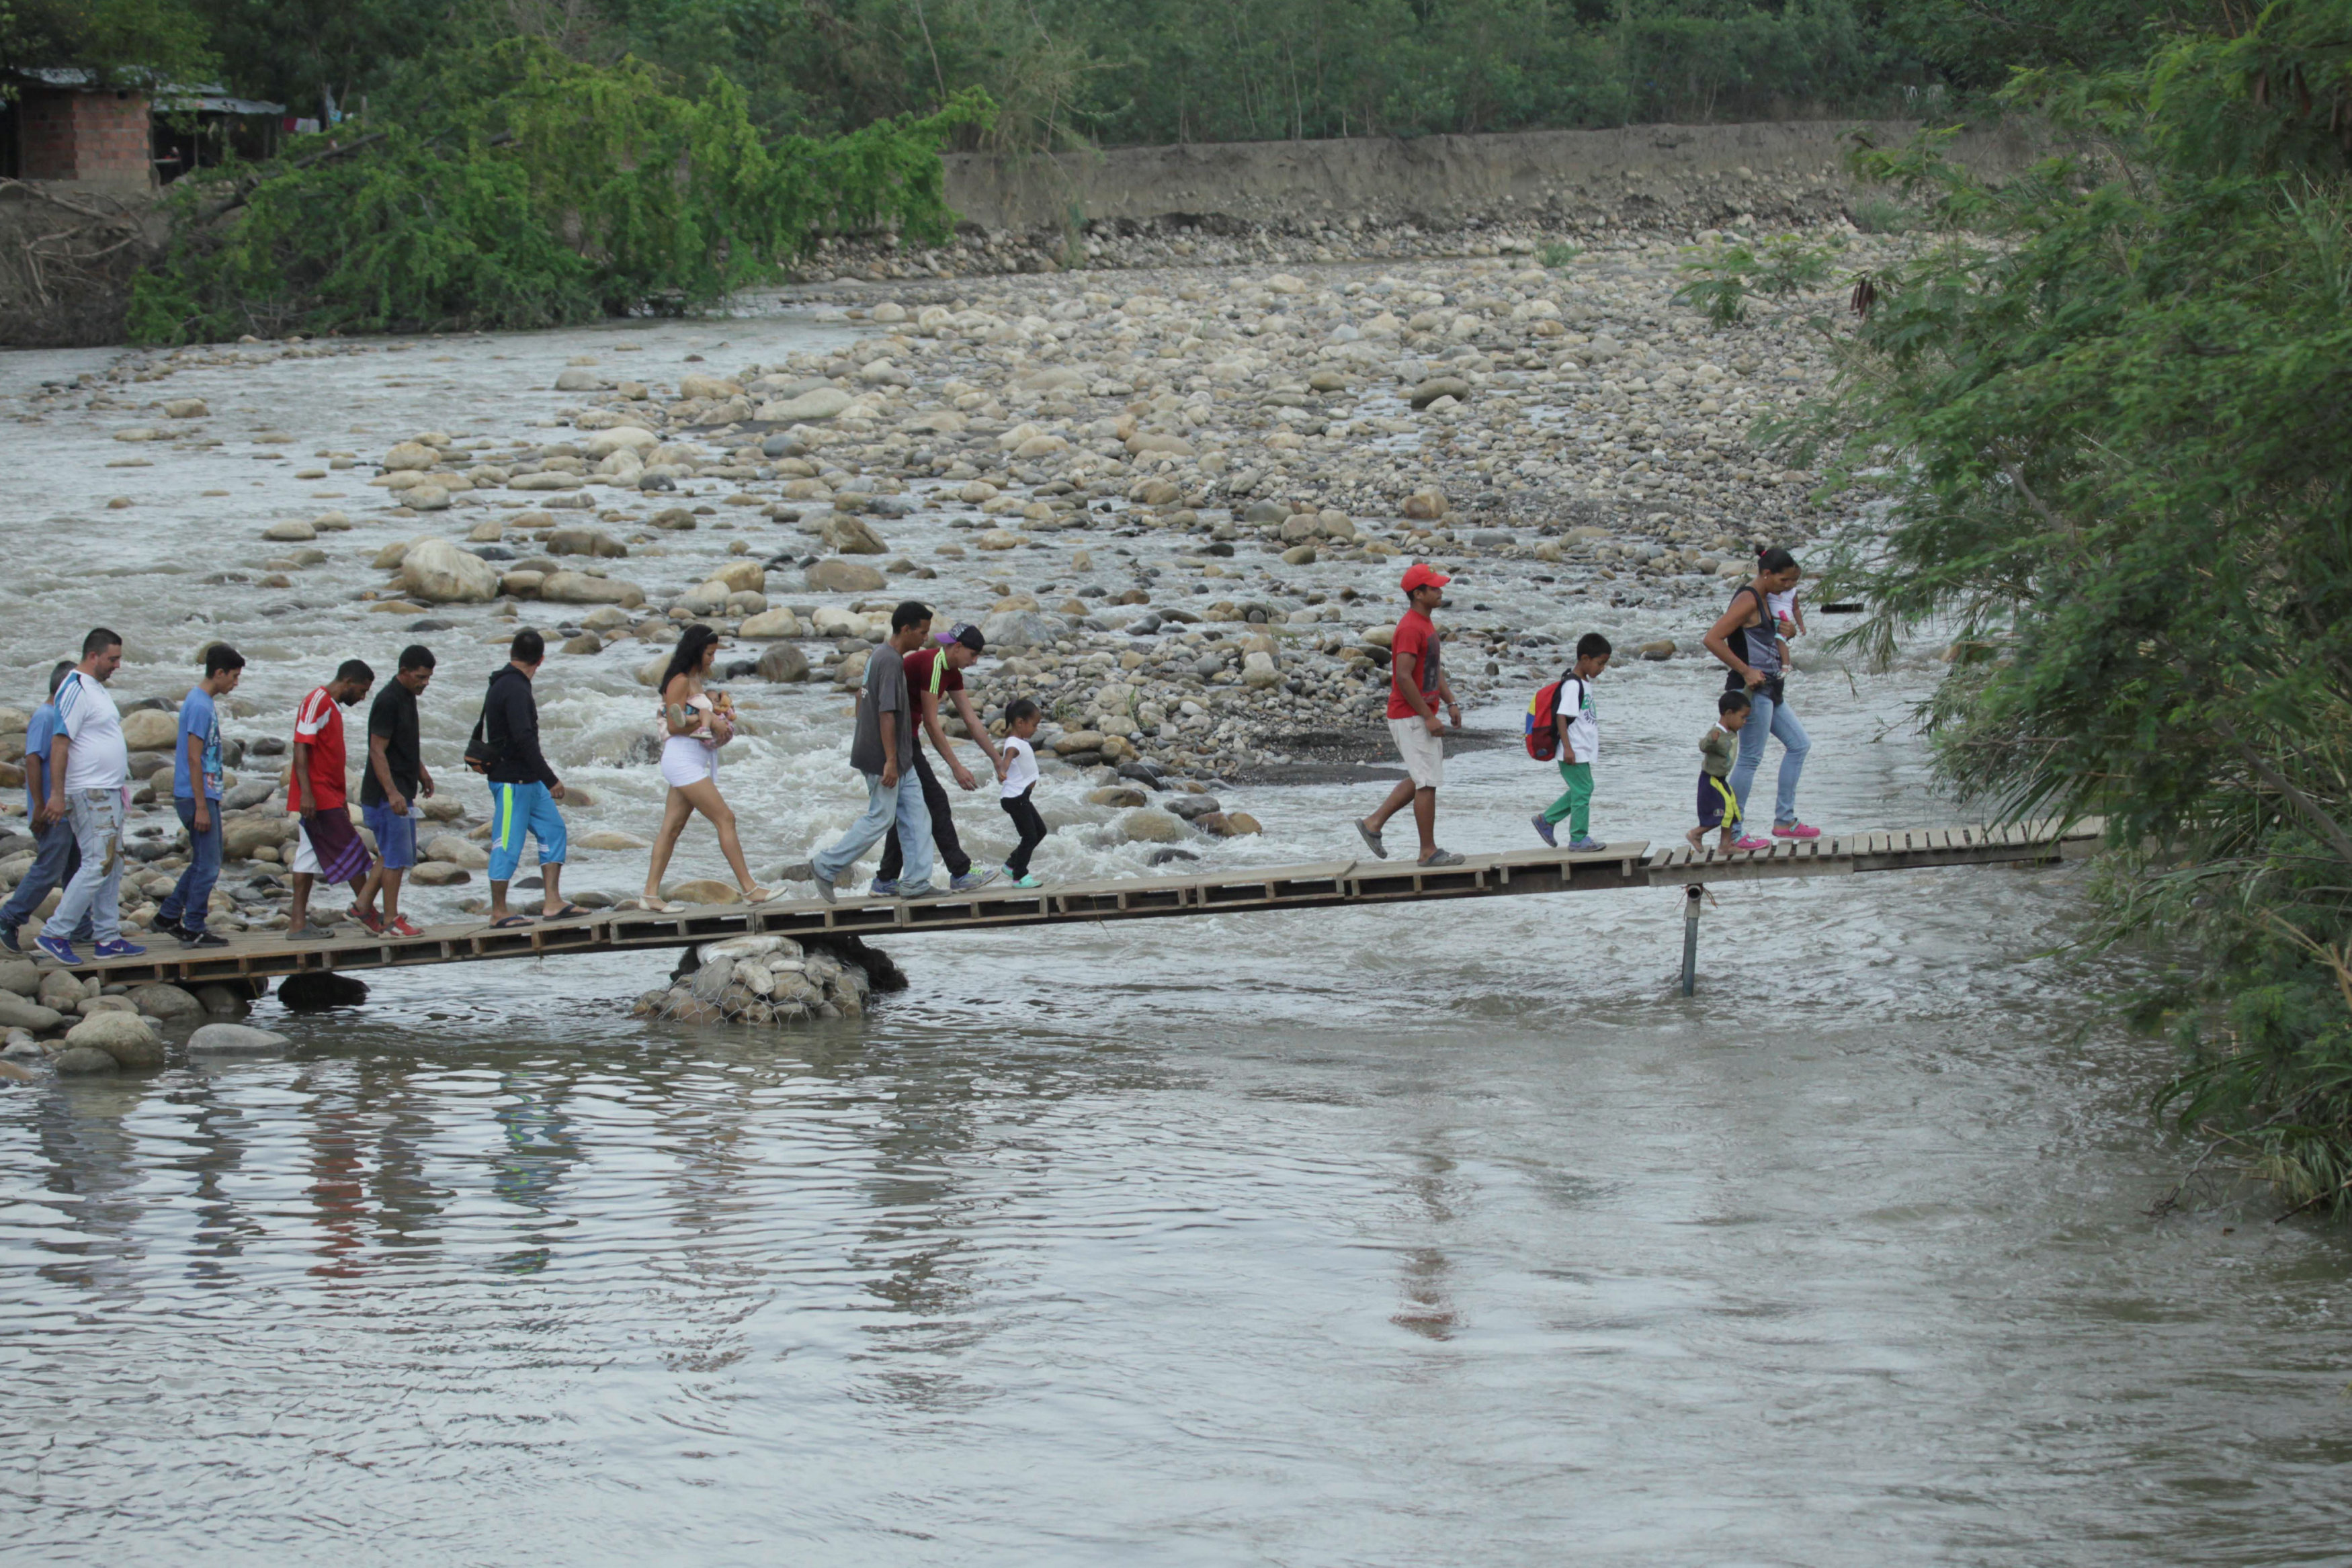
[[472, 628, 579, 927], [1355, 563, 1464, 867], [874, 621, 1003, 896], [35, 629, 140, 965], [353, 644, 437, 937], [286, 659, 377, 939], [1, 661, 91, 957], [810, 601, 935, 904], [638, 623, 769, 910], [1703, 546, 1816, 842], [155, 642, 244, 948]]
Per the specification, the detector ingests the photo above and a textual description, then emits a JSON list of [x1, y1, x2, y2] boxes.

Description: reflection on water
[[5, 881, 2350, 1566]]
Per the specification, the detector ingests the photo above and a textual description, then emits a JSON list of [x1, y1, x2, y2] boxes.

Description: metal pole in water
[[1681, 884, 1702, 998]]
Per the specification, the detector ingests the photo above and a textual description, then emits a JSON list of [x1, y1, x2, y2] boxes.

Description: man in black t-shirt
[[355, 644, 437, 936]]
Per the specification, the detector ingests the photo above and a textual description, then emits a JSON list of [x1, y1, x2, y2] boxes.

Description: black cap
[[951, 622, 985, 652]]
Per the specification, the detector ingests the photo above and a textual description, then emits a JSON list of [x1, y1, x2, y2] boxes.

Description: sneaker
[[386, 916, 424, 938], [347, 903, 385, 934], [898, 882, 941, 900], [812, 875, 837, 905], [1773, 821, 1822, 840], [1005, 869, 1043, 889], [1531, 814, 1558, 848], [951, 869, 999, 893], [34, 934, 79, 967], [0, 926, 18, 955], [1355, 818, 1388, 859], [1564, 835, 1605, 853], [92, 939, 145, 959], [181, 931, 230, 950], [1732, 836, 1772, 851], [152, 916, 187, 942], [868, 878, 898, 898]]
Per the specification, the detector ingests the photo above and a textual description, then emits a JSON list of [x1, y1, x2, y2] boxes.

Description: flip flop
[[741, 886, 774, 904], [491, 914, 536, 929], [543, 904, 589, 920]]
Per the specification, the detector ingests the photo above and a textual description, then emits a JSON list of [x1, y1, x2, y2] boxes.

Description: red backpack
[[1525, 673, 1575, 760]]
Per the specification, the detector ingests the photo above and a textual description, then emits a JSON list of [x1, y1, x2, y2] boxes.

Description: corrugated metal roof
[[7, 67, 282, 113]]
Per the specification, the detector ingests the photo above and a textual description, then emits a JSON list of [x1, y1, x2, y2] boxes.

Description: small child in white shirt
[[997, 697, 1048, 887]]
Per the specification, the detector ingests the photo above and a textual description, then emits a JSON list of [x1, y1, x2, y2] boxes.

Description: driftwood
[[0, 179, 169, 347]]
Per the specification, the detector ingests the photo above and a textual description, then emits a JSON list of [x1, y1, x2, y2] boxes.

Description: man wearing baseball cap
[[1355, 562, 1464, 867], [877, 621, 1005, 895]]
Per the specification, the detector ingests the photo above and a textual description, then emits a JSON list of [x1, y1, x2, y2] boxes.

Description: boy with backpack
[[1528, 633, 1611, 852]]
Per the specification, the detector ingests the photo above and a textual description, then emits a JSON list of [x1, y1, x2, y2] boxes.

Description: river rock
[[553, 367, 610, 392], [575, 830, 649, 851], [187, 1022, 292, 1053], [667, 879, 741, 907], [66, 1011, 162, 1068], [278, 971, 368, 1009], [409, 862, 468, 885], [383, 441, 439, 470], [401, 538, 500, 603], [548, 526, 626, 558], [740, 607, 802, 638], [119, 709, 179, 751], [264, 519, 317, 541], [582, 425, 658, 457], [757, 642, 810, 683], [1119, 808, 1187, 843], [981, 609, 1062, 650], [833, 647, 871, 687], [425, 834, 491, 869], [1410, 376, 1472, 410], [126, 982, 202, 1020], [756, 387, 853, 423], [0, 992, 61, 1031], [806, 559, 887, 593], [38, 970, 83, 1012], [223, 813, 294, 857], [194, 984, 251, 1017], [706, 560, 765, 594], [164, 398, 208, 418], [1640, 639, 1676, 660], [0, 959, 39, 996], [820, 515, 888, 554], [50, 1045, 116, 1074], [540, 570, 644, 607]]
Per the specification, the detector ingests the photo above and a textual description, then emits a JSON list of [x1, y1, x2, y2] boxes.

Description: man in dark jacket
[[477, 629, 576, 926]]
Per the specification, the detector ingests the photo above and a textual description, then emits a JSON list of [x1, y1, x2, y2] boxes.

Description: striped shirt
[[290, 685, 349, 812]]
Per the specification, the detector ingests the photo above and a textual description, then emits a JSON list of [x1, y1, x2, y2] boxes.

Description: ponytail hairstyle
[[1757, 545, 1799, 577], [661, 623, 722, 693]]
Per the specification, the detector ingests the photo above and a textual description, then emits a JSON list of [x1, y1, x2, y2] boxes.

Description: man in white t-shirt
[[38, 627, 142, 965]]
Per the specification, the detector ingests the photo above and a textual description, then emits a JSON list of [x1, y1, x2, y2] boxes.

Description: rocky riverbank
[[1, 219, 1888, 1039]]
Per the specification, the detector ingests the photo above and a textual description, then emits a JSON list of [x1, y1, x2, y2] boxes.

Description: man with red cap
[[1355, 562, 1463, 866]]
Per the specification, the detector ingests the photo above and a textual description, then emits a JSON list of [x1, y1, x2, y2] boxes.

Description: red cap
[[1400, 562, 1451, 593]]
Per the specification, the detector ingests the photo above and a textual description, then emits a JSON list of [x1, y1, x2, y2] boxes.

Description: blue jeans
[[1728, 689, 1812, 829], [812, 769, 934, 888], [159, 795, 223, 933], [43, 789, 123, 944], [0, 814, 89, 939]]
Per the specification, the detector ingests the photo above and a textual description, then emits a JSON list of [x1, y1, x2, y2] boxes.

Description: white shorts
[[660, 736, 719, 789], [286, 821, 321, 875], [1388, 715, 1444, 789]]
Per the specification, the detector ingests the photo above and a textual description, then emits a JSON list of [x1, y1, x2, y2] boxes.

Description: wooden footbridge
[[65, 820, 2099, 989]]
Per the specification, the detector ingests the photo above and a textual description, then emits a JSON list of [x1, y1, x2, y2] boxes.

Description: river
[[1, 300, 2347, 1564]]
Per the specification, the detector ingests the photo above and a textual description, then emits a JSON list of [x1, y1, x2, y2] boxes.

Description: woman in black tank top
[[1701, 548, 1817, 841]]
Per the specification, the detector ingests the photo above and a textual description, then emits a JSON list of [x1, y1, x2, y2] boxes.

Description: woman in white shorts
[[636, 625, 769, 910]]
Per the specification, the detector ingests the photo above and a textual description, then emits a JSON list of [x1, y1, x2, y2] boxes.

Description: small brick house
[[10, 79, 155, 185], [0, 69, 285, 188]]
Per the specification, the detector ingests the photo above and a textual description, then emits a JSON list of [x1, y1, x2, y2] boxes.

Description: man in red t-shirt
[[286, 658, 377, 935], [1355, 562, 1462, 866]]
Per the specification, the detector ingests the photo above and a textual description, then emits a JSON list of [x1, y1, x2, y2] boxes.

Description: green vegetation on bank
[[12, 0, 2168, 153], [1774, 1, 2352, 1216], [126, 46, 984, 339]]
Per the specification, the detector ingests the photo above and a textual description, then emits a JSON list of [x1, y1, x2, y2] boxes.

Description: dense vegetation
[[13, 0, 2167, 153], [124, 42, 982, 340], [1767, 0, 2352, 1217]]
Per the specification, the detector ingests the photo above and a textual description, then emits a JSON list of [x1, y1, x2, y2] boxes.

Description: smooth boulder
[[187, 1022, 293, 1054], [400, 538, 500, 604], [65, 1011, 163, 1068]]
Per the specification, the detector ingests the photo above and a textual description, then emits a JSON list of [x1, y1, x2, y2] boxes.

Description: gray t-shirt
[[848, 646, 913, 775]]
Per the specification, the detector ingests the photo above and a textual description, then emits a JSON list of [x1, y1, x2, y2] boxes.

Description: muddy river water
[[0, 302, 2347, 1565]]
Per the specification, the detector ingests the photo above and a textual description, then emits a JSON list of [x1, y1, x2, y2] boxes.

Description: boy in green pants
[[1533, 633, 1611, 851]]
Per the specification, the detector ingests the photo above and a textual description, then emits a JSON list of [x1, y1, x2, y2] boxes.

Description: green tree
[[1790, 1, 2352, 1215], [0, 0, 214, 87]]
